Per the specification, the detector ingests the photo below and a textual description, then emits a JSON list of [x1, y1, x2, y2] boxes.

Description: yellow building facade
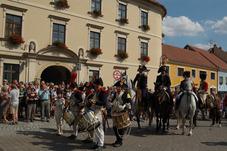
[[0, 0, 166, 88], [163, 44, 218, 91]]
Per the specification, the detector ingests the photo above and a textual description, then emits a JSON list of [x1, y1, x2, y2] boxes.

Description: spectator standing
[[38, 83, 50, 122], [9, 84, 19, 124]]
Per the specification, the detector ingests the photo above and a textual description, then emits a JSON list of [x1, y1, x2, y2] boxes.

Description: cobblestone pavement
[[0, 118, 227, 151]]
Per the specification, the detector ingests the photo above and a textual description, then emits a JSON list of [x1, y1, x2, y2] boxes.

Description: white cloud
[[193, 43, 210, 50], [163, 16, 204, 37], [211, 16, 227, 34]]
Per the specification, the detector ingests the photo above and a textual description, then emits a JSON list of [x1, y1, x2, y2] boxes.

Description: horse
[[176, 91, 196, 136], [153, 86, 172, 132]]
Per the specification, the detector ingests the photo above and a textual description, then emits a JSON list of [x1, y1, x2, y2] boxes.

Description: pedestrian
[[0, 86, 10, 123], [26, 82, 37, 122], [38, 83, 50, 122], [54, 89, 65, 136], [9, 84, 19, 124]]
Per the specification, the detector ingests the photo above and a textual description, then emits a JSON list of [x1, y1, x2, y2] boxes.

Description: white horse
[[176, 92, 196, 136]]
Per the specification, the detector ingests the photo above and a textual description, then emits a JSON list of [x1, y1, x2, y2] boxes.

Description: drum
[[112, 111, 131, 129], [78, 110, 100, 132], [63, 109, 75, 126]]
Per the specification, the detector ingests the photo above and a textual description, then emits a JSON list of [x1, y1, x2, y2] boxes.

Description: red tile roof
[[162, 44, 217, 70], [185, 45, 227, 72]]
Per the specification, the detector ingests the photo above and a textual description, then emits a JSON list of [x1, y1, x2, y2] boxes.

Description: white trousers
[[93, 110, 104, 147], [55, 110, 64, 134]]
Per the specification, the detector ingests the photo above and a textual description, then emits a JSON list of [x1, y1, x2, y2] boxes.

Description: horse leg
[[136, 112, 141, 129], [182, 118, 186, 135], [188, 116, 193, 136], [156, 116, 160, 131], [162, 118, 166, 132], [148, 107, 153, 126], [167, 117, 170, 130]]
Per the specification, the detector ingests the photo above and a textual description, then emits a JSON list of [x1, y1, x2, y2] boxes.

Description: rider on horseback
[[155, 65, 173, 105], [175, 71, 198, 110], [133, 65, 149, 110]]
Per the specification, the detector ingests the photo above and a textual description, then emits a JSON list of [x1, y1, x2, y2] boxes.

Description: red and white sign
[[113, 70, 122, 80]]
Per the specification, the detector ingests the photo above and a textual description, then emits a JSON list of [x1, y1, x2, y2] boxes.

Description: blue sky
[[159, 0, 227, 50]]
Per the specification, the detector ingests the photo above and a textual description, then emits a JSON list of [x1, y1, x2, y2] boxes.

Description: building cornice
[[7, 0, 162, 40], [48, 15, 70, 22], [167, 60, 217, 71], [1, 3, 27, 12]]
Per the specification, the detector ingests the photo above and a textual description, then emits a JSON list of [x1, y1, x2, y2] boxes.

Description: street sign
[[113, 70, 122, 80]]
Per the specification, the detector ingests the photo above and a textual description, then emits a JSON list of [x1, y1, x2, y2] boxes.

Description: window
[[219, 76, 223, 85], [192, 69, 196, 78], [177, 67, 184, 76], [5, 14, 22, 37], [52, 23, 65, 43], [118, 3, 127, 19], [141, 11, 148, 26], [90, 31, 100, 49], [140, 42, 148, 57], [3, 63, 19, 83], [91, 0, 101, 12], [89, 70, 99, 82], [118, 37, 126, 54], [199, 71, 207, 79], [211, 72, 215, 80]]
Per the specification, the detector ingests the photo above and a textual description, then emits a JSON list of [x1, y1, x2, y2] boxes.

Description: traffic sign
[[113, 70, 122, 80]]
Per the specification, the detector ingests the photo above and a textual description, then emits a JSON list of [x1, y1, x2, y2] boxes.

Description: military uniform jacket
[[155, 74, 171, 88], [133, 73, 147, 89]]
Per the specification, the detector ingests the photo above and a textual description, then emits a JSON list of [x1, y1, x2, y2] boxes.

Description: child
[[55, 89, 65, 135]]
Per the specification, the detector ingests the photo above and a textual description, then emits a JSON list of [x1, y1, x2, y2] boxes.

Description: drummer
[[67, 85, 84, 140], [112, 78, 131, 147], [91, 77, 108, 150]]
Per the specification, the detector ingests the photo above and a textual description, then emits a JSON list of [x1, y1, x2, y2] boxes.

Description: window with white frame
[[211, 72, 215, 80], [141, 10, 148, 26], [90, 31, 100, 49], [89, 69, 100, 82], [5, 14, 22, 37], [192, 69, 196, 78], [118, 3, 127, 19], [52, 23, 65, 43], [91, 0, 101, 12], [177, 67, 184, 76], [3, 63, 20, 83], [219, 76, 223, 85], [140, 42, 148, 57], [117, 37, 126, 54], [225, 77, 227, 85]]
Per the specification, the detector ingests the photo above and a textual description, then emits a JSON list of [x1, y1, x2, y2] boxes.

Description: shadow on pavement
[[16, 130, 92, 151], [201, 141, 227, 146]]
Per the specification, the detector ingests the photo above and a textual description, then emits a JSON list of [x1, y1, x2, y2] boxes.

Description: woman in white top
[[9, 84, 19, 124]]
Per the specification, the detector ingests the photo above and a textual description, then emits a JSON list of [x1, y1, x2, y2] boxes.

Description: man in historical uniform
[[111, 79, 131, 147], [197, 72, 209, 120], [155, 65, 173, 105], [175, 71, 198, 110], [67, 85, 84, 140], [91, 78, 108, 150]]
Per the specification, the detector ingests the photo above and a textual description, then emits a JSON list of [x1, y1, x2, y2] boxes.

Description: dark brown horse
[[153, 86, 172, 132]]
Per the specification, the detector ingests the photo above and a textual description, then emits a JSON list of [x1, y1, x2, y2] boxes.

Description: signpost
[[113, 70, 122, 81]]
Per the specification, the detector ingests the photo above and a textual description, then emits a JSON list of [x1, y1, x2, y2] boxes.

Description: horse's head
[[156, 89, 169, 104]]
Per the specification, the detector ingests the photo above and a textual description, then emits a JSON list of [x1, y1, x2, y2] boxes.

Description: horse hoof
[[188, 133, 192, 136], [181, 132, 185, 135], [176, 126, 179, 130]]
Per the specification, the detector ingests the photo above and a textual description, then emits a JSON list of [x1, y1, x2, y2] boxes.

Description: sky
[[159, 0, 227, 51]]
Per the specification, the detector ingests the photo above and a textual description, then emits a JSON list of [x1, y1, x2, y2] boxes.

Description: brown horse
[[154, 87, 172, 132]]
